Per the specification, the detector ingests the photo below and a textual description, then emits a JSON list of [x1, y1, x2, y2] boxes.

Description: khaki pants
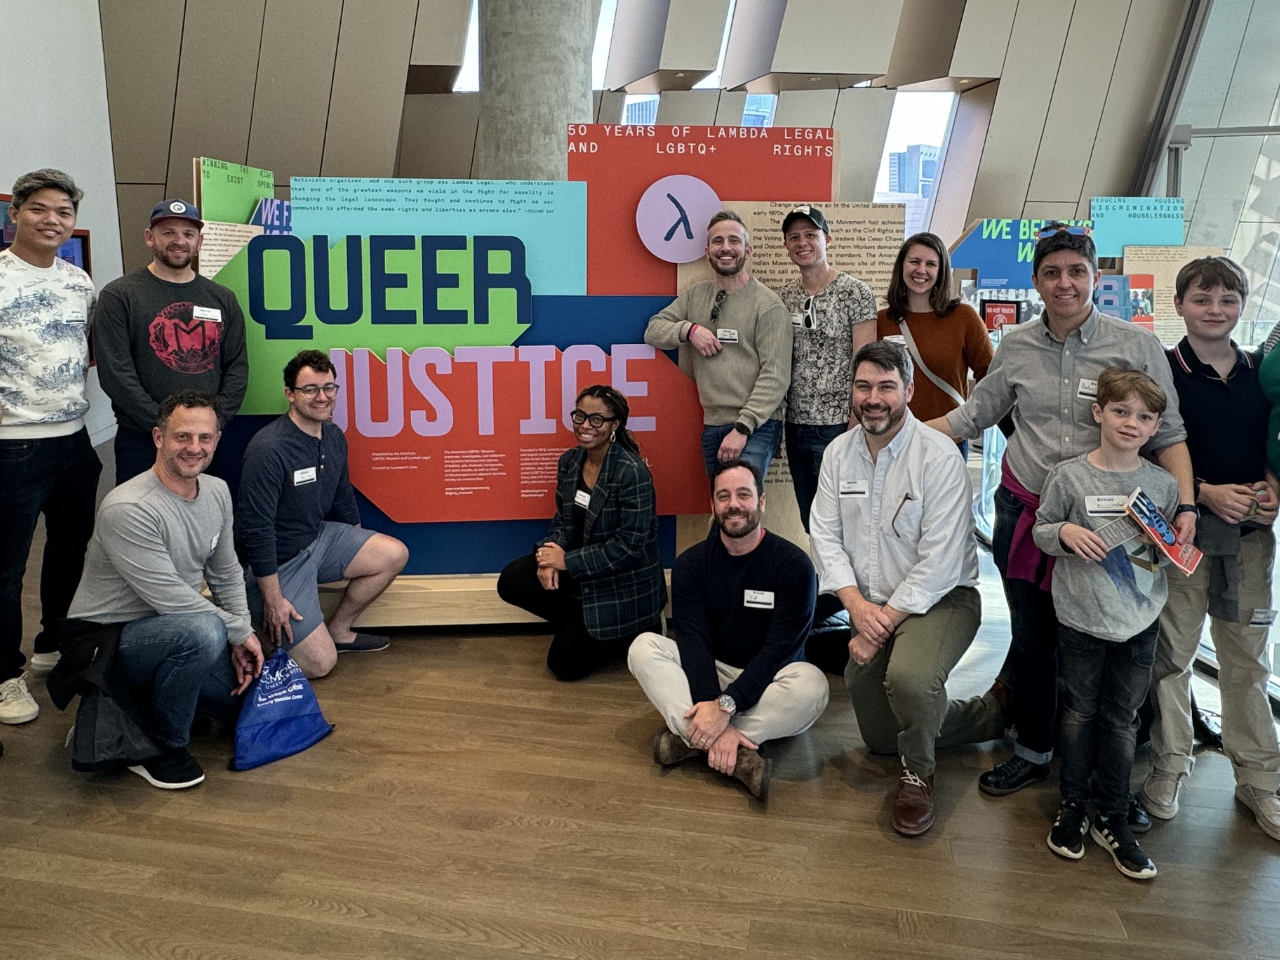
[[627, 633, 830, 746], [843, 586, 1004, 778], [1153, 526, 1280, 792]]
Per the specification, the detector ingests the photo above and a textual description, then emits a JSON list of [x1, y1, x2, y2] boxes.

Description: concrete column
[[474, 0, 594, 181]]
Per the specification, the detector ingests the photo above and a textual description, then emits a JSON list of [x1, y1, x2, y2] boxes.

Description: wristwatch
[[717, 694, 737, 716], [732, 422, 751, 437], [1174, 503, 1200, 519]]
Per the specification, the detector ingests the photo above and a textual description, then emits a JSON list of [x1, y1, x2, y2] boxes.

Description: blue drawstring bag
[[230, 647, 334, 771]]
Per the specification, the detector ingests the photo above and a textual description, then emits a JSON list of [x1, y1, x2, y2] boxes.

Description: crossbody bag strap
[[897, 318, 966, 407]]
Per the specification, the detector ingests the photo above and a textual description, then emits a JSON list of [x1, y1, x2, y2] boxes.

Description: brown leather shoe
[[652, 728, 698, 766], [988, 677, 1013, 726], [892, 765, 935, 836], [731, 746, 772, 801]]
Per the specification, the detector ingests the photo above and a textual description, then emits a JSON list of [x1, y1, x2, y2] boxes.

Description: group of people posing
[[0, 170, 408, 790], [497, 204, 1280, 882], [3, 169, 1279, 884]]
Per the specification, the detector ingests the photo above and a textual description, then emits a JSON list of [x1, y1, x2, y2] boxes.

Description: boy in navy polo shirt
[[1145, 257, 1280, 843]]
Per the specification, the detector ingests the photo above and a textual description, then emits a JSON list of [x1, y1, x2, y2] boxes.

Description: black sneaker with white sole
[[128, 747, 205, 790], [1047, 800, 1089, 860], [1128, 791, 1152, 834], [1091, 814, 1157, 880]]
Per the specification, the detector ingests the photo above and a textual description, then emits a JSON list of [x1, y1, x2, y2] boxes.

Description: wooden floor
[[4, 456, 1280, 959]]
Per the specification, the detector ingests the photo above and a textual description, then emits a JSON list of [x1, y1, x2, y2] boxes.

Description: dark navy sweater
[[671, 529, 817, 712], [236, 415, 360, 577]]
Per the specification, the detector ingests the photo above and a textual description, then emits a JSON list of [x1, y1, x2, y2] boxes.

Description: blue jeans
[[991, 484, 1059, 762], [118, 613, 241, 748], [1058, 621, 1158, 818], [701, 419, 783, 483], [0, 429, 102, 680], [785, 422, 847, 532]]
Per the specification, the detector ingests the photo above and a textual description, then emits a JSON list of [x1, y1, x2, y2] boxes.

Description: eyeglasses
[[570, 410, 619, 428], [1035, 223, 1093, 240], [710, 289, 728, 321], [802, 295, 817, 329], [291, 383, 340, 398]]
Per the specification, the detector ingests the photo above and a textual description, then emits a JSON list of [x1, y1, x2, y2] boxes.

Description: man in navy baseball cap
[[149, 199, 204, 228], [91, 195, 247, 485]]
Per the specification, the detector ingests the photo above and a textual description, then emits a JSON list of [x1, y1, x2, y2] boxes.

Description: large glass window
[[873, 92, 956, 236]]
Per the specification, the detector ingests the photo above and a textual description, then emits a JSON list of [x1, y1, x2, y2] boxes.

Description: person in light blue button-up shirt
[[810, 342, 1004, 836]]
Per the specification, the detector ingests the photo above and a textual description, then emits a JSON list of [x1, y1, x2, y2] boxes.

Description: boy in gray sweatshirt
[[1032, 368, 1180, 881]]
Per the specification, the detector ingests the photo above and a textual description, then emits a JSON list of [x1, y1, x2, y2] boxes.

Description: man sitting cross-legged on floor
[[237, 349, 408, 678], [810, 342, 1005, 836], [62, 391, 263, 789], [628, 458, 829, 801]]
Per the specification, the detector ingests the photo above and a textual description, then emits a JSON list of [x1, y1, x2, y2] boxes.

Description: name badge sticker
[[791, 313, 804, 327], [573, 489, 591, 508], [65, 308, 87, 325], [293, 467, 317, 486], [744, 589, 775, 609], [1086, 495, 1128, 516], [193, 305, 223, 322], [839, 480, 869, 498], [1249, 608, 1277, 627], [716, 328, 739, 343], [1077, 378, 1099, 400]]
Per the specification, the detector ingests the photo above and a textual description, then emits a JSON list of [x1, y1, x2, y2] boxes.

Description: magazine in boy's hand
[[1093, 514, 1142, 552], [1125, 487, 1201, 576]]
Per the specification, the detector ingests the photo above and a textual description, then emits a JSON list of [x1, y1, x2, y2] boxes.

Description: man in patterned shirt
[[777, 205, 878, 533], [0, 169, 101, 724]]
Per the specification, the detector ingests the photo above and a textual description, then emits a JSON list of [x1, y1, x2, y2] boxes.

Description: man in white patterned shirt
[[809, 342, 1004, 836], [0, 170, 101, 725]]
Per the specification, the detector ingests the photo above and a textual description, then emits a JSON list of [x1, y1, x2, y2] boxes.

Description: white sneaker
[[1235, 784, 1280, 841], [1142, 769, 1186, 819], [28, 651, 60, 673], [0, 674, 40, 724]]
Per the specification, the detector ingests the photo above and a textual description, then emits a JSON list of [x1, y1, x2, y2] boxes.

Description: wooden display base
[[319, 571, 674, 628]]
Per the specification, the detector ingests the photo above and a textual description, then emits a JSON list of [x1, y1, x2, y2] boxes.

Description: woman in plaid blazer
[[497, 385, 667, 680]]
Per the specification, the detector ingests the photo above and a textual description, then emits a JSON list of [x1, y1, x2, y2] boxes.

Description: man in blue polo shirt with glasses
[[237, 349, 408, 678]]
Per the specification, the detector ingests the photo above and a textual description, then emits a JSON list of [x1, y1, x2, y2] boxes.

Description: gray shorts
[[246, 522, 376, 649]]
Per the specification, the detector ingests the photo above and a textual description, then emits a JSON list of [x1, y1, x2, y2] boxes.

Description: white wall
[[0, 0, 122, 444]]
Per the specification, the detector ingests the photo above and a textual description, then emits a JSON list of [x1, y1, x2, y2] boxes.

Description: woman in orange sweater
[[877, 232, 993, 458]]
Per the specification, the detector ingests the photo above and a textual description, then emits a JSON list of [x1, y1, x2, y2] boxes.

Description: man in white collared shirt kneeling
[[810, 342, 1005, 836]]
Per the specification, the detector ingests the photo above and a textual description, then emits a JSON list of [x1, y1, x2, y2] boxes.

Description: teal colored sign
[[290, 177, 586, 295], [1090, 197, 1184, 257], [951, 218, 1091, 290]]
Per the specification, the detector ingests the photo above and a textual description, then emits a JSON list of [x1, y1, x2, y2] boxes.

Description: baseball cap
[[149, 199, 204, 228], [782, 204, 829, 236]]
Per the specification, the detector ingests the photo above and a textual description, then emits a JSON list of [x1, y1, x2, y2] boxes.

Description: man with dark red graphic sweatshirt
[[93, 200, 248, 484]]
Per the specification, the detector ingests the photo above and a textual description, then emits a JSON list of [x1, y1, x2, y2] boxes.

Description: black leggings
[[497, 554, 654, 681]]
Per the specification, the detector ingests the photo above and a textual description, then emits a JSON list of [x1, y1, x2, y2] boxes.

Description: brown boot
[[731, 746, 772, 801], [892, 765, 935, 836], [652, 728, 698, 766]]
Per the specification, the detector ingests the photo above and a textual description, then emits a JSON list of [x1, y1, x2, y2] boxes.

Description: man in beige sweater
[[645, 211, 792, 480]]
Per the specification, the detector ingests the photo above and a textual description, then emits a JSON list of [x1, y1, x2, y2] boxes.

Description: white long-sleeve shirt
[[808, 411, 979, 615]]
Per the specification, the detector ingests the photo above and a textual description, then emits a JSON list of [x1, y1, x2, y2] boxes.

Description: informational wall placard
[[567, 123, 839, 295], [951, 218, 1092, 289], [1090, 197, 1183, 257], [198, 221, 261, 278], [214, 176, 706, 541], [1122, 244, 1222, 344], [195, 157, 275, 224], [677, 201, 905, 299]]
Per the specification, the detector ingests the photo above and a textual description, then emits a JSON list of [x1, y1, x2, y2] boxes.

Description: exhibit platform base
[[318, 572, 673, 628]]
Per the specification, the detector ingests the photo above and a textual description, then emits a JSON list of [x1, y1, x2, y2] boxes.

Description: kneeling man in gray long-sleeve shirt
[[236, 350, 408, 679], [67, 392, 263, 789]]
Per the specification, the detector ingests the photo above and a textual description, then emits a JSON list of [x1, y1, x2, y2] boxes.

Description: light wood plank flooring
[[3, 454, 1279, 959]]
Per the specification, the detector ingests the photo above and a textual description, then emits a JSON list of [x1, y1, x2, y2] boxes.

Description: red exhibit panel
[[567, 123, 838, 296], [329, 344, 707, 523]]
